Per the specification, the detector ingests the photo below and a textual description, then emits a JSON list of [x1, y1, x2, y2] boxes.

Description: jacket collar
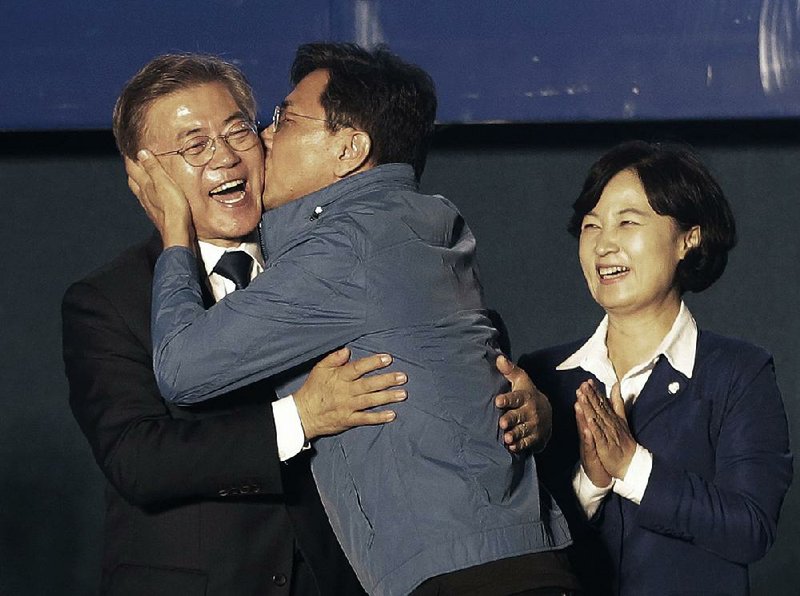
[[259, 163, 417, 259], [627, 356, 691, 433]]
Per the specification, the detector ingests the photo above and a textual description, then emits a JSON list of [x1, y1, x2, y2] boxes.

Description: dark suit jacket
[[62, 234, 364, 596], [522, 330, 792, 596]]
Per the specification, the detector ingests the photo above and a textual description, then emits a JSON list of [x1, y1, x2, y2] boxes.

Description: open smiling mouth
[[209, 179, 247, 205], [598, 265, 630, 280]]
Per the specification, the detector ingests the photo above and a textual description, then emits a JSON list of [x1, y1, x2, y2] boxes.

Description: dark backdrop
[[6, 0, 800, 129], [0, 121, 797, 594]]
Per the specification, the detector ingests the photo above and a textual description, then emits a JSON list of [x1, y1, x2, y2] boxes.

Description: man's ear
[[334, 130, 372, 178]]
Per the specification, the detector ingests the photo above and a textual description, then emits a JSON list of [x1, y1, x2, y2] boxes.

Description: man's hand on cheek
[[125, 151, 195, 248]]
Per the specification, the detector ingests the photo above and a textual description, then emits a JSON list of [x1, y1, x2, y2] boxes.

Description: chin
[[213, 215, 259, 238], [592, 291, 634, 313]]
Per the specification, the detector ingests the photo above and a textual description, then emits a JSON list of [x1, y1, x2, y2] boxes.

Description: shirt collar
[[557, 301, 697, 379], [659, 301, 697, 378], [197, 237, 264, 278]]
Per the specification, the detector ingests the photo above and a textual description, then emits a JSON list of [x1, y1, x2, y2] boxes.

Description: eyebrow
[[585, 207, 651, 218]]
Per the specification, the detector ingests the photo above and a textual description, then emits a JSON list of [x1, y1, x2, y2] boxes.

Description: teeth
[[209, 179, 245, 195], [598, 265, 629, 277], [213, 192, 245, 205]]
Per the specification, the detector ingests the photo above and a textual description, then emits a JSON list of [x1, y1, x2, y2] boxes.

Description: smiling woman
[[521, 141, 792, 596], [576, 169, 700, 328]]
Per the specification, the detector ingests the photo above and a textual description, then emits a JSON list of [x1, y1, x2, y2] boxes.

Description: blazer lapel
[[144, 231, 163, 272], [628, 357, 690, 436], [198, 266, 215, 308], [183, 243, 215, 309]]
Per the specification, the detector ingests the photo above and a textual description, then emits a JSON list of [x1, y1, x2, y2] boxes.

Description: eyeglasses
[[271, 105, 330, 133], [153, 120, 259, 167]]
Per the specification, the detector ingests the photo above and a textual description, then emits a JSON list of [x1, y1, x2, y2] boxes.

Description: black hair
[[569, 141, 737, 293], [290, 42, 437, 180]]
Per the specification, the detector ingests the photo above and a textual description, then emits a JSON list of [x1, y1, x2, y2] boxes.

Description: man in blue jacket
[[129, 43, 577, 596]]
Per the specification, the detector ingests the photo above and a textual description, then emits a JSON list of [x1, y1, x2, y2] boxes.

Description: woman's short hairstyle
[[568, 140, 737, 293], [112, 53, 256, 159]]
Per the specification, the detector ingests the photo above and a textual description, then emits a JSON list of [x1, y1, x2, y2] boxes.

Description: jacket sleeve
[[635, 355, 793, 564], [151, 230, 367, 405], [62, 280, 285, 507]]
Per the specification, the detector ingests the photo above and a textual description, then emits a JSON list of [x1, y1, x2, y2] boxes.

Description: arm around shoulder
[[151, 230, 367, 405]]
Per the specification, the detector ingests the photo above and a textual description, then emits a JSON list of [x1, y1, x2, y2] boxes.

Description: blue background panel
[[3, 1, 800, 129]]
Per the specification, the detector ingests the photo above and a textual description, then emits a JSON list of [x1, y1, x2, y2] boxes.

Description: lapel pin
[[668, 381, 680, 395]]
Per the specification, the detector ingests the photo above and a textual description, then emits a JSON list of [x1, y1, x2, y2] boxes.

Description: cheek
[[180, 194, 210, 223], [267, 140, 298, 180], [162, 161, 204, 202], [638, 237, 682, 287], [285, 152, 325, 188], [627, 234, 666, 274], [295, 133, 335, 167], [653, 232, 684, 265], [245, 142, 265, 164], [578, 240, 594, 278], [244, 153, 265, 185], [162, 157, 198, 180]]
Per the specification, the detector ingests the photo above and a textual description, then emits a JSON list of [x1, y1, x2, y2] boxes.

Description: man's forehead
[[144, 84, 244, 140], [174, 105, 192, 119], [285, 69, 329, 108]]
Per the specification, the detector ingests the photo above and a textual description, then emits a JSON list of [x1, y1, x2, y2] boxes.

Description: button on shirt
[[557, 301, 697, 517], [198, 240, 305, 461]]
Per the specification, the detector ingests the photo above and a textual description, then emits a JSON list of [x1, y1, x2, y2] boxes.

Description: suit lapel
[[192, 245, 217, 309], [143, 230, 214, 333], [144, 231, 163, 272], [198, 266, 215, 308], [628, 356, 690, 435]]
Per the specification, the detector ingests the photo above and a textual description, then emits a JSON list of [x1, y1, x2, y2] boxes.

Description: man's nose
[[208, 137, 240, 168], [260, 126, 274, 149]]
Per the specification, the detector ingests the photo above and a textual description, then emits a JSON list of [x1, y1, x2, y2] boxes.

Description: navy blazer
[[521, 330, 792, 596]]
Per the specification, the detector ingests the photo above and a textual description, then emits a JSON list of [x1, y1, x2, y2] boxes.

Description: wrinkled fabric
[[151, 164, 571, 595]]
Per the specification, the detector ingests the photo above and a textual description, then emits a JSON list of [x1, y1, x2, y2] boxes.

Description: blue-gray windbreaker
[[151, 164, 571, 595]]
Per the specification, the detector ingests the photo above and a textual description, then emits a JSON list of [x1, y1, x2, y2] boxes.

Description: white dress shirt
[[557, 301, 698, 517], [198, 240, 305, 461]]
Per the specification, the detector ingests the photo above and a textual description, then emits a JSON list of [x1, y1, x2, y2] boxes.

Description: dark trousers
[[409, 551, 581, 596]]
